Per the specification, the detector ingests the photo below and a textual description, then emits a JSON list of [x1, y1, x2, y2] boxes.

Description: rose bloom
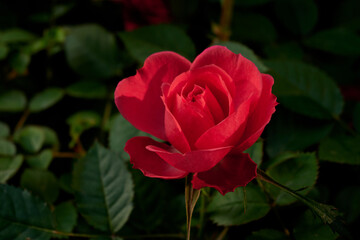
[[115, 46, 277, 195], [112, 0, 171, 31]]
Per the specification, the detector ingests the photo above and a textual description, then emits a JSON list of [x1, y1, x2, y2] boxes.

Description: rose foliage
[[115, 46, 277, 195]]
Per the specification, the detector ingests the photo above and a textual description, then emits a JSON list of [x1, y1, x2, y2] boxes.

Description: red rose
[[114, 46, 277, 195], [116, 0, 172, 31]]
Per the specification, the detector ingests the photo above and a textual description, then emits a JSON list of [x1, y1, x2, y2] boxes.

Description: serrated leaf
[[59, 173, 74, 194], [25, 149, 53, 169], [73, 142, 133, 233], [275, 0, 317, 35], [294, 210, 338, 240], [65, 24, 122, 79], [0, 155, 23, 183], [0, 184, 55, 240], [214, 41, 268, 72], [246, 229, 289, 240], [66, 111, 101, 148], [319, 135, 360, 165], [265, 60, 344, 119], [208, 184, 270, 226], [335, 186, 360, 223], [54, 201, 77, 233], [266, 110, 333, 158], [0, 139, 16, 156], [265, 152, 318, 205], [14, 125, 45, 153], [244, 140, 263, 166], [66, 81, 107, 99], [0, 28, 37, 43], [29, 88, 64, 112], [20, 168, 59, 203], [0, 121, 10, 138], [0, 90, 27, 112], [232, 13, 277, 43], [119, 24, 196, 63], [305, 28, 360, 56]]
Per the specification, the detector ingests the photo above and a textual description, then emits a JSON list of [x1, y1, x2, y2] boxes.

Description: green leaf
[[246, 229, 289, 240], [10, 51, 31, 74], [109, 114, 152, 160], [66, 111, 101, 148], [335, 186, 360, 223], [214, 41, 268, 72], [208, 184, 270, 226], [293, 210, 338, 240], [42, 126, 60, 148], [353, 103, 360, 133], [265, 152, 318, 205], [304, 28, 360, 56], [244, 140, 263, 166], [66, 81, 107, 99], [73, 142, 134, 233], [64, 24, 122, 79], [0, 139, 16, 156], [54, 201, 78, 233], [232, 13, 277, 43], [264, 42, 304, 60], [275, 0, 317, 35], [14, 125, 45, 153], [0, 184, 55, 240], [0, 121, 10, 138], [25, 149, 53, 169], [0, 43, 9, 60], [266, 110, 333, 158], [29, 88, 65, 113], [265, 60, 344, 119], [0, 28, 37, 43], [0, 90, 27, 112], [20, 168, 60, 203], [119, 24, 196, 63], [0, 155, 23, 183], [59, 173, 74, 194], [318, 135, 360, 165]]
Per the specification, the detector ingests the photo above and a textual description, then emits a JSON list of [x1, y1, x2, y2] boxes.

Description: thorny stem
[[185, 174, 201, 240]]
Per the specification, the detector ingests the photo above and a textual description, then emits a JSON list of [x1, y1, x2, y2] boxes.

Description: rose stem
[[185, 173, 201, 240]]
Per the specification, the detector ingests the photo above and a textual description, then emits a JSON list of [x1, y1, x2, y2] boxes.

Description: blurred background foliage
[[0, 0, 359, 239]]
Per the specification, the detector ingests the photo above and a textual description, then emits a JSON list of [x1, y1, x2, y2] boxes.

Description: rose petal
[[125, 136, 188, 179], [115, 51, 191, 140], [146, 144, 232, 173], [192, 152, 257, 195], [191, 46, 263, 106], [165, 65, 234, 116], [194, 95, 254, 150], [236, 74, 278, 151]]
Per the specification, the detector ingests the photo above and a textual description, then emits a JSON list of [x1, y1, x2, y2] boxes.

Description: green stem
[[217, 0, 234, 41], [185, 174, 201, 240], [257, 169, 352, 240], [197, 191, 206, 238]]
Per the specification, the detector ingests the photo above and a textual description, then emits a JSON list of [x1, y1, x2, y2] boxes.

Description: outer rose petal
[[191, 45, 263, 106], [125, 136, 188, 179], [115, 52, 191, 140], [146, 145, 232, 173], [192, 152, 257, 195], [236, 74, 278, 151]]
